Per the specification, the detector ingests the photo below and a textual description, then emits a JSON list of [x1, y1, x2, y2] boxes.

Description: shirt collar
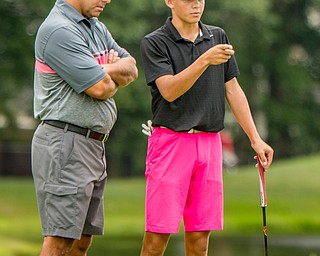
[[55, 0, 98, 26], [164, 17, 211, 42]]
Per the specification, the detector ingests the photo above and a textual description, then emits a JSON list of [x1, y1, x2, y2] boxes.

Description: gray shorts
[[31, 122, 108, 240]]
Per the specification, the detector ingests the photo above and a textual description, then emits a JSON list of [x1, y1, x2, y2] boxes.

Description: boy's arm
[[225, 77, 274, 169], [156, 44, 234, 102]]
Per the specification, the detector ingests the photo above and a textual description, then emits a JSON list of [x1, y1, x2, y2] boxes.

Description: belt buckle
[[102, 133, 109, 143]]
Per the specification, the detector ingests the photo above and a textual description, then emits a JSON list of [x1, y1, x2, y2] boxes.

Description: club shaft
[[262, 206, 268, 256]]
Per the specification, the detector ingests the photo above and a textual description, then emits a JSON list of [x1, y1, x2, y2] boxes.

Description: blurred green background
[[0, 0, 320, 255], [1, 155, 320, 255], [0, 0, 320, 176]]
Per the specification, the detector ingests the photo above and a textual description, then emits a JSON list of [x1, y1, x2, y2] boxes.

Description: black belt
[[43, 120, 109, 142], [159, 126, 204, 134]]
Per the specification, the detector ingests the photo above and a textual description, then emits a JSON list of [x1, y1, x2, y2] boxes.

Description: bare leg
[[185, 231, 210, 256], [67, 235, 93, 256], [140, 232, 170, 256], [39, 236, 74, 256]]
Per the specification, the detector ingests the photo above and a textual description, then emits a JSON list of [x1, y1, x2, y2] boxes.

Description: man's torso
[[34, 0, 129, 133]]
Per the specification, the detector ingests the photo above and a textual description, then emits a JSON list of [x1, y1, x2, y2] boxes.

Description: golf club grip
[[257, 158, 267, 207]]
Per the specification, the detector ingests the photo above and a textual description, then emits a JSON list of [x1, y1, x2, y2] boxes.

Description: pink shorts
[[145, 127, 223, 234]]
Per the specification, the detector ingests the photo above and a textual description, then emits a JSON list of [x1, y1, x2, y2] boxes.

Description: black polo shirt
[[140, 17, 240, 132]]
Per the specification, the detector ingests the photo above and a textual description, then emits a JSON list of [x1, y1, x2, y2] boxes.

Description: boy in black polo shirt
[[140, 0, 274, 255]]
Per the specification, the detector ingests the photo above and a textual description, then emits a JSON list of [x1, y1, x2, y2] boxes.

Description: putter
[[257, 157, 268, 256]]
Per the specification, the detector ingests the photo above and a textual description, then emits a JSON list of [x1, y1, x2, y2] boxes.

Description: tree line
[[0, 0, 319, 176]]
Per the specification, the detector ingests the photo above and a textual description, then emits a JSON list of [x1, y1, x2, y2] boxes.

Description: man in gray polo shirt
[[31, 0, 138, 255]]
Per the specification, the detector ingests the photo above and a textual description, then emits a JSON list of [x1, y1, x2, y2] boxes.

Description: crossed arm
[[85, 49, 138, 100]]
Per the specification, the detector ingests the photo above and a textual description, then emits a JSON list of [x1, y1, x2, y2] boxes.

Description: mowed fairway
[[0, 154, 319, 255]]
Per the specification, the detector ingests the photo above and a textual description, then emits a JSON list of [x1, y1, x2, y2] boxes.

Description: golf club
[[257, 157, 268, 256]]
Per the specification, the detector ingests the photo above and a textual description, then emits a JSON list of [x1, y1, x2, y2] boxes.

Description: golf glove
[[142, 120, 153, 136]]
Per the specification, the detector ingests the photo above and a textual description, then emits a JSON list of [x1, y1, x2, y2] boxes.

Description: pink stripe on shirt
[[35, 58, 56, 74]]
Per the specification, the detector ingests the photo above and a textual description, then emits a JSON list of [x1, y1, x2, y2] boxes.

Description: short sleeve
[[140, 36, 173, 85], [222, 31, 240, 82], [44, 27, 106, 93]]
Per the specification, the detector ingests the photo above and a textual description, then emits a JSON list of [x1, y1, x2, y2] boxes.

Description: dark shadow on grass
[[89, 235, 320, 256]]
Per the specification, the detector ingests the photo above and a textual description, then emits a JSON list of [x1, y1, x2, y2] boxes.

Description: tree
[[265, 0, 320, 157], [0, 0, 51, 141], [1, 0, 319, 175], [203, 0, 320, 162]]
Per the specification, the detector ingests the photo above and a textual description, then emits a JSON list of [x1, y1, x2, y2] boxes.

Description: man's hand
[[107, 49, 120, 63], [102, 54, 138, 87]]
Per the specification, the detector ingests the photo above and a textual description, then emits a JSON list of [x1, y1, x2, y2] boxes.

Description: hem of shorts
[[146, 223, 224, 234], [42, 228, 83, 240], [145, 225, 179, 234], [82, 227, 104, 236], [184, 224, 224, 232]]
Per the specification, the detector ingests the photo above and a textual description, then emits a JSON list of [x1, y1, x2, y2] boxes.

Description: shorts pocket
[[44, 183, 78, 229], [33, 134, 50, 146], [146, 128, 164, 171]]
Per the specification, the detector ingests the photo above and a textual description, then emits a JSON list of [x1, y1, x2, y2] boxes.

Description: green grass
[[0, 154, 320, 255], [224, 154, 320, 235]]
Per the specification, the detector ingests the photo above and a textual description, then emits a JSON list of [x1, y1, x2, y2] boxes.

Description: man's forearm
[[102, 56, 138, 87]]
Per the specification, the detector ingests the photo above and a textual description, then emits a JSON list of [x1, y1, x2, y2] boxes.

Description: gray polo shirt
[[34, 0, 130, 133]]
